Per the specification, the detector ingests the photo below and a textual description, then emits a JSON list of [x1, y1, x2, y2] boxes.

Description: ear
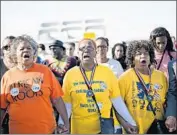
[[107, 46, 109, 52], [93, 50, 97, 58]]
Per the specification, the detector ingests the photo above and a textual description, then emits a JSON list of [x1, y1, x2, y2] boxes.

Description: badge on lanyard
[[154, 84, 160, 90], [10, 88, 19, 96], [147, 95, 153, 102], [32, 84, 41, 92], [87, 90, 94, 97], [100, 82, 107, 90]]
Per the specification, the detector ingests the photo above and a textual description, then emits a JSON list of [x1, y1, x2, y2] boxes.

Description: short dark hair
[[112, 42, 127, 59], [96, 37, 109, 46], [38, 43, 45, 51], [5, 36, 16, 40], [126, 40, 155, 68], [65, 42, 75, 48]]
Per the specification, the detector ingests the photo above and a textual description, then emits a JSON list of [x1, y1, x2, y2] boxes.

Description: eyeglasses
[[2, 45, 10, 51], [79, 47, 95, 52]]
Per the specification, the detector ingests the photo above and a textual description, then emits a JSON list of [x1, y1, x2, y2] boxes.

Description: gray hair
[[10, 34, 38, 64]]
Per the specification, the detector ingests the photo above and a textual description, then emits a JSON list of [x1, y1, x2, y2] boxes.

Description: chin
[[23, 60, 33, 65], [140, 65, 148, 68]]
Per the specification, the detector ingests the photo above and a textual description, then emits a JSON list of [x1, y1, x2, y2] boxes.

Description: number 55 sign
[[38, 18, 106, 42]]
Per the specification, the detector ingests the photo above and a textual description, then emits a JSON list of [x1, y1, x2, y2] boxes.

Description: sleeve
[[165, 61, 177, 117], [117, 61, 124, 78], [48, 67, 64, 99], [117, 73, 129, 101], [0, 74, 9, 109], [109, 69, 121, 99], [62, 71, 72, 103]]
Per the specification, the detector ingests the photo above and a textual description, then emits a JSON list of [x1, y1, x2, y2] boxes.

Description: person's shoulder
[[152, 69, 166, 78], [97, 64, 112, 71], [109, 58, 122, 67], [108, 58, 120, 64], [123, 68, 134, 75], [168, 59, 177, 67], [2, 66, 17, 79], [65, 66, 79, 75], [119, 68, 134, 78], [34, 63, 51, 72], [108, 58, 118, 63], [170, 51, 177, 58], [97, 64, 118, 75]]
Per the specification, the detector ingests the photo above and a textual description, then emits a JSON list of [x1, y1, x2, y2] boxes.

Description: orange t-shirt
[[0, 63, 63, 134]]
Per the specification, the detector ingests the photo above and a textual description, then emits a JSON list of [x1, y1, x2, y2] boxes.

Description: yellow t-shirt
[[118, 68, 167, 134], [62, 65, 121, 134]]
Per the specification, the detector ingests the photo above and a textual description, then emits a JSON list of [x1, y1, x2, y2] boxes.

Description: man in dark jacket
[[45, 40, 77, 85], [165, 59, 177, 133]]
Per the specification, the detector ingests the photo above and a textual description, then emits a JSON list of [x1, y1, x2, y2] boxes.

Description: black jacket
[[165, 59, 177, 117]]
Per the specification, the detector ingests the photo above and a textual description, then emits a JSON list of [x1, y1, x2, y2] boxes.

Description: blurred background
[[1, 1, 176, 55]]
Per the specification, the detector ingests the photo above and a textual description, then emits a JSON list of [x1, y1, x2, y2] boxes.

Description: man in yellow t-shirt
[[58, 38, 137, 134], [62, 65, 121, 134]]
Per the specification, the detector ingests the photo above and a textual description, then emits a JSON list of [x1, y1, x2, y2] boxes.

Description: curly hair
[[150, 27, 175, 59], [126, 40, 155, 68], [10, 34, 38, 64], [112, 42, 127, 59]]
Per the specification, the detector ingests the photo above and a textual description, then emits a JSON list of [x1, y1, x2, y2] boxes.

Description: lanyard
[[134, 68, 152, 92], [79, 65, 96, 89], [156, 50, 166, 70], [134, 68, 157, 116], [79, 64, 114, 117]]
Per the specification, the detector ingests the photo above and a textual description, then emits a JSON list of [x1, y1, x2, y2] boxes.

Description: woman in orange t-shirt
[[0, 35, 69, 134]]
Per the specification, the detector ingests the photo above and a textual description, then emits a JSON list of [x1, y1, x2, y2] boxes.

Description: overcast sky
[[1, 1, 176, 45]]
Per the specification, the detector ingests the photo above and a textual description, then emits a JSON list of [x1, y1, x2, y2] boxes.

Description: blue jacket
[[165, 59, 177, 117]]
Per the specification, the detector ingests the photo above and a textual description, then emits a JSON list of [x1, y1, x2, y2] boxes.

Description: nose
[[159, 43, 165, 48], [50, 48, 57, 52], [23, 48, 30, 52], [140, 53, 146, 58]]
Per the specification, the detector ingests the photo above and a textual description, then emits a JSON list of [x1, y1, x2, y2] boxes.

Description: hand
[[56, 124, 70, 134], [165, 116, 177, 132], [122, 122, 139, 134]]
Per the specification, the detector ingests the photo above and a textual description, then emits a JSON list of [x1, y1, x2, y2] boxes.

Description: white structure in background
[[37, 18, 106, 53]]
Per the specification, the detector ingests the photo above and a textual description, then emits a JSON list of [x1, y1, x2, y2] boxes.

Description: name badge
[[86, 90, 94, 97], [100, 82, 107, 90], [10, 88, 19, 96], [32, 84, 41, 92]]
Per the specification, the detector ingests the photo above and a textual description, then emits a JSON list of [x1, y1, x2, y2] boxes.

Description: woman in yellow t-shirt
[[58, 38, 138, 134], [118, 40, 170, 134]]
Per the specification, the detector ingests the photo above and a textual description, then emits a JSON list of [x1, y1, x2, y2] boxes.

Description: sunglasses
[[2, 45, 10, 51]]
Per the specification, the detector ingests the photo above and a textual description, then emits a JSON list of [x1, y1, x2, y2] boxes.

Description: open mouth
[[83, 55, 90, 59], [23, 54, 30, 59], [140, 59, 147, 65]]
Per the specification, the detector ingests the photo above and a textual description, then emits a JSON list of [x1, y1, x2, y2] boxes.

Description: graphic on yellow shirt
[[118, 68, 167, 134], [62, 65, 120, 134]]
